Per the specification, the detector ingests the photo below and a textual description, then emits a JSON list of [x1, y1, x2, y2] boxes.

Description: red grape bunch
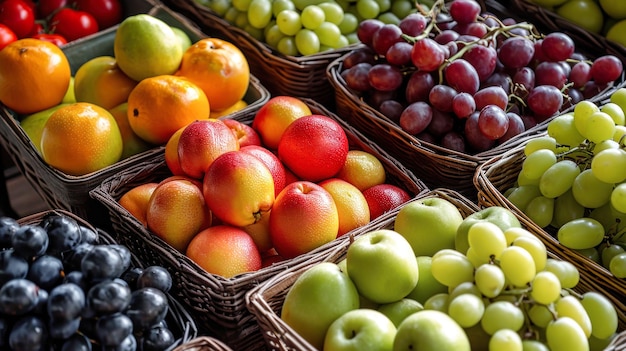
[[339, 0, 624, 155]]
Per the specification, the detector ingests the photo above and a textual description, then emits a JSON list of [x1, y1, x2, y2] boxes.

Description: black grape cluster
[[0, 213, 176, 351], [339, 0, 624, 155]]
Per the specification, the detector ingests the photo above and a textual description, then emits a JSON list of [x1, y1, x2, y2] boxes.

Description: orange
[[127, 75, 210, 145], [0, 38, 71, 115], [337, 150, 387, 191], [319, 178, 370, 237], [252, 96, 312, 150], [40, 102, 123, 176], [176, 37, 250, 112], [108, 102, 152, 160], [164, 126, 187, 176], [277, 114, 349, 182], [74, 56, 138, 110], [186, 224, 262, 278], [118, 182, 159, 227]]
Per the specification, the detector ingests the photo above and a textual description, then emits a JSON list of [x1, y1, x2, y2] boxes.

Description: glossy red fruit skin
[[72, 0, 123, 29], [0, 0, 36, 38], [49, 8, 99, 42], [0, 24, 17, 50]]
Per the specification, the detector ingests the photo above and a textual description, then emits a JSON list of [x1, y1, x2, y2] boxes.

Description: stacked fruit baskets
[[89, 98, 428, 350], [0, 1, 270, 226], [326, 0, 625, 197]]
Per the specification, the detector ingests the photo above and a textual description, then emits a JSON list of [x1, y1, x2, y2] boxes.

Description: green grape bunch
[[193, 0, 421, 55], [505, 87, 626, 278]]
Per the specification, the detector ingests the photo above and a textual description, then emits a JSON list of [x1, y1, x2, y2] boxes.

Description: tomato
[[36, 0, 69, 19], [72, 0, 122, 29], [49, 7, 98, 42], [0, 0, 36, 38], [26, 21, 44, 36], [0, 23, 17, 50], [32, 33, 67, 46]]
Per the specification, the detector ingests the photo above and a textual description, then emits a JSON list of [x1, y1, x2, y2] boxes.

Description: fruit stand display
[[89, 98, 428, 350], [0, 209, 199, 350], [325, 0, 625, 197], [0, 3, 270, 227], [246, 188, 626, 350]]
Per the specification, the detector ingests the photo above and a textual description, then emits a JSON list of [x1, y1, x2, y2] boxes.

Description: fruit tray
[[246, 187, 626, 351], [162, 0, 365, 108], [473, 137, 626, 325], [89, 98, 428, 350], [0, 3, 270, 227], [510, 0, 626, 65], [12, 208, 199, 350], [173, 336, 233, 351], [326, 0, 625, 198]]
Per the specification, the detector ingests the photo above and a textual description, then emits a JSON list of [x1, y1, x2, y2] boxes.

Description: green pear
[[171, 27, 192, 53], [281, 262, 360, 350]]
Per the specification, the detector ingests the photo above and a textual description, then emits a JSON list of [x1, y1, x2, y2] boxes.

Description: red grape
[[429, 84, 458, 112], [379, 100, 404, 122], [498, 111, 526, 144], [399, 102, 433, 135], [541, 32, 575, 62], [527, 85, 563, 120], [462, 44, 497, 82], [385, 41, 413, 66], [372, 24, 403, 56], [411, 38, 446, 72], [478, 105, 509, 140], [534, 61, 568, 88], [357, 19, 384, 47], [512, 67, 535, 92], [590, 55, 623, 85], [474, 86, 508, 110], [406, 71, 435, 103], [399, 13, 427, 37], [449, 0, 482, 25], [368, 64, 403, 91], [342, 48, 376, 69], [441, 131, 466, 153], [452, 92, 476, 119], [342, 62, 372, 92], [465, 111, 496, 152], [444, 59, 480, 94], [498, 36, 535, 69], [427, 109, 455, 137]]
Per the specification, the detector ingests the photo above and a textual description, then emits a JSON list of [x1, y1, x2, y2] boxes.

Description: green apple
[[556, 0, 604, 34], [323, 309, 397, 351], [455, 206, 521, 254], [171, 27, 192, 52], [393, 198, 464, 256], [405, 256, 447, 304], [62, 77, 76, 104], [20, 103, 72, 154], [600, 0, 626, 19], [281, 262, 360, 349], [346, 229, 419, 304], [393, 310, 471, 351], [377, 298, 424, 327]]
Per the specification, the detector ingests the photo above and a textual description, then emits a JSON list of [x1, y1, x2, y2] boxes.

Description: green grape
[[580, 291, 618, 339], [374, 0, 390, 12], [356, 0, 380, 19], [610, 182, 626, 213], [318, 2, 344, 25], [466, 246, 488, 267], [573, 100, 600, 133], [448, 281, 482, 300], [512, 236, 547, 271], [517, 171, 540, 186], [390, 0, 414, 18], [524, 136, 557, 156], [481, 301, 525, 335], [528, 303, 553, 328], [468, 221, 507, 261], [301, 5, 325, 29], [338, 12, 358, 34], [247, 0, 272, 28], [314, 21, 341, 47], [614, 125, 626, 144], [265, 24, 286, 48], [600, 244, 625, 268], [489, 329, 522, 351], [432, 248, 466, 260], [234, 11, 249, 28], [547, 113, 585, 147], [546, 317, 589, 351], [423, 292, 449, 312], [543, 258, 580, 289], [407, 256, 448, 305], [524, 195, 554, 228], [448, 293, 485, 328], [539, 160, 580, 199], [499, 246, 536, 287], [572, 169, 613, 209], [521, 340, 550, 351], [272, 0, 295, 16], [521, 149, 557, 180], [592, 139, 620, 154], [530, 271, 561, 305], [276, 9, 302, 36], [335, 0, 351, 11], [231, 0, 252, 11], [574, 247, 601, 264], [295, 28, 320, 55], [609, 252, 626, 278], [600, 102, 625, 126], [277, 36, 298, 55], [345, 32, 359, 44], [578, 111, 616, 144], [591, 148, 626, 184], [224, 7, 241, 23], [503, 227, 536, 245], [377, 11, 401, 24], [244, 24, 265, 40], [507, 185, 541, 211], [555, 295, 592, 338], [208, 0, 231, 16], [474, 264, 505, 298], [332, 34, 349, 49], [430, 251, 474, 288], [557, 217, 605, 250], [552, 189, 585, 228], [588, 201, 626, 233], [588, 334, 616, 351]]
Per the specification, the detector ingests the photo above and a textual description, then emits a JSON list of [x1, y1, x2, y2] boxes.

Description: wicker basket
[[89, 98, 428, 350], [326, 0, 624, 198], [473, 141, 626, 327], [0, 3, 270, 227], [173, 337, 234, 351], [161, 0, 366, 108], [510, 0, 626, 65], [246, 188, 626, 351], [15, 209, 199, 350]]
